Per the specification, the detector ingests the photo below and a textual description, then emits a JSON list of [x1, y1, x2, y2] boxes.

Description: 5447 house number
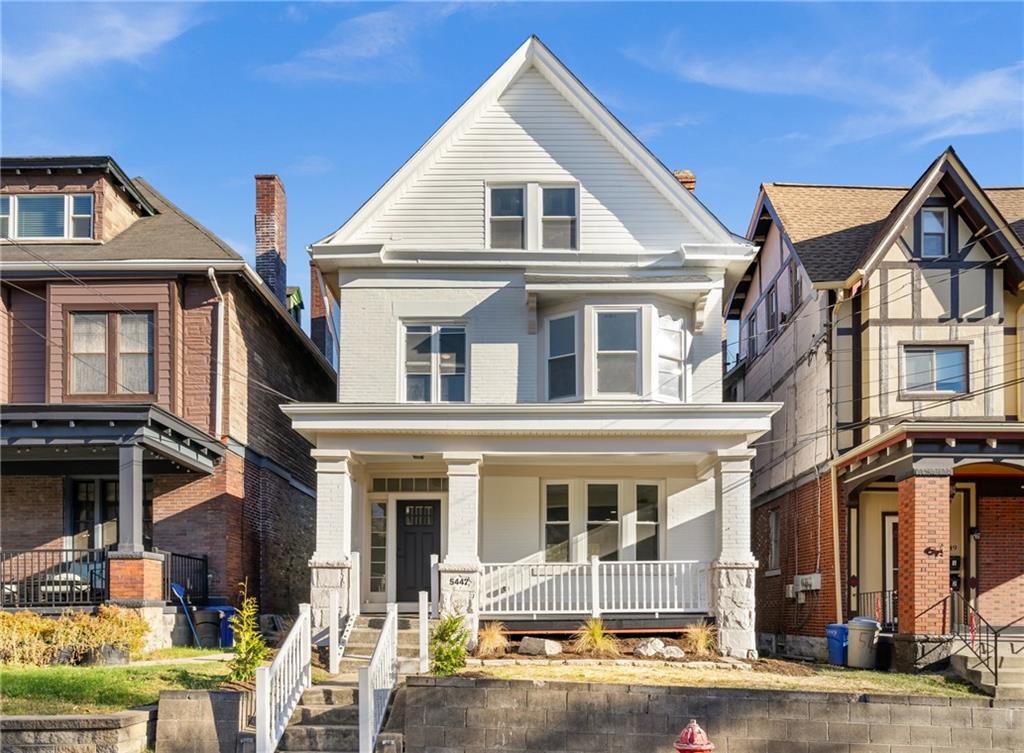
[[447, 575, 473, 587]]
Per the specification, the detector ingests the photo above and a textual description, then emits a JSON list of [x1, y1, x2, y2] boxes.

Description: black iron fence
[[0, 549, 109, 607], [158, 550, 209, 605], [854, 589, 898, 630]]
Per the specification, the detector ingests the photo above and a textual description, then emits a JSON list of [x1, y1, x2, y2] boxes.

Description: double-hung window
[[635, 484, 660, 561], [542, 187, 577, 250], [595, 310, 640, 395], [902, 344, 967, 394], [546, 314, 577, 400], [5, 194, 94, 240], [489, 187, 525, 249], [586, 483, 619, 561], [544, 483, 571, 562], [789, 261, 803, 311], [766, 286, 779, 339], [921, 208, 948, 258], [657, 317, 684, 400], [69, 311, 154, 396], [747, 311, 759, 359], [403, 323, 467, 403]]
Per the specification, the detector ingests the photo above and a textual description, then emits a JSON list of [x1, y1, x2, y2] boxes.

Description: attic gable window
[[4, 193, 95, 240], [921, 208, 948, 258], [489, 187, 525, 249], [542, 186, 577, 250]]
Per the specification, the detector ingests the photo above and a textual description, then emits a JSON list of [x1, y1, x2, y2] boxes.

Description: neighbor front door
[[396, 500, 441, 602]]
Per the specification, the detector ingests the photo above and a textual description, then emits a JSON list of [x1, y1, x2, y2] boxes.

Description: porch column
[[439, 453, 482, 622], [894, 468, 952, 671], [709, 448, 758, 660], [309, 449, 353, 631], [108, 443, 165, 606]]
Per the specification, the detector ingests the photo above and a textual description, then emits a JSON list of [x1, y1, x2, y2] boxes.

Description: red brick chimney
[[255, 174, 287, 303], [673, 169, 696, 192], [309, 260, 335, 360]]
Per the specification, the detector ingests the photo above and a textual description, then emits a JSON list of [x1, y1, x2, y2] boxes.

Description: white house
[[283, 37, 780, 658]]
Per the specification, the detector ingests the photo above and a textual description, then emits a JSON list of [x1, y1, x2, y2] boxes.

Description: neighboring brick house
[[723, 147, 1024, 667], [0, 156, 335, 636]]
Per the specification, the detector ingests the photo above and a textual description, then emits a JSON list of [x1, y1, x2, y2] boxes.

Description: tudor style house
[[724, 148, 1024, 668], [283, 37, 779, 658], [0, 156, 335, 642]]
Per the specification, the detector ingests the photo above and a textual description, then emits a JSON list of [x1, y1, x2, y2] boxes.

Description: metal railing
[[256, 604, 312, 753], [854, 590, 898, 630], [0, 549, 108, 607], [359, 603, 398, 753], [158, 550, 209, 604], [479, 558, 710, 617]]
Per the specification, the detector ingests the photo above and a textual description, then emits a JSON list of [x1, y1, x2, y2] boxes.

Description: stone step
[[347, 629, 423, 649], [279, 724, 359, 751], [291, 704, 359, 726], [301, 684, 358, 706], [356, 615, 435, 630]]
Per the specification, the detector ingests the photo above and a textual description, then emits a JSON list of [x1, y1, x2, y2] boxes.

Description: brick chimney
[[673, 169, 696, 192], [255, 174, 287, 303], [309, 260, 335, 360]]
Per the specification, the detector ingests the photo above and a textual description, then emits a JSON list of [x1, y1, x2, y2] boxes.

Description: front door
[[396, 500, 440, 602]]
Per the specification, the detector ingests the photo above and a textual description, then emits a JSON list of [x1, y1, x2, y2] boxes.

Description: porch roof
[[0, 403, 224, 475]]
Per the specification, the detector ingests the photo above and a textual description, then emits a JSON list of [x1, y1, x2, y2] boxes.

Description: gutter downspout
[[207, 267, 225, 439], [828, 289, 844, 624]]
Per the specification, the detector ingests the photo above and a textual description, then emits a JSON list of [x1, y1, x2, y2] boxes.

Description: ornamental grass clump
[[571, 618, 621, 658], [227, 582, 269, 683], [681, 621, 717, 657], [0, 606, 148, 666], [475, 621, 510, 658], [430, 613, 470, 676]]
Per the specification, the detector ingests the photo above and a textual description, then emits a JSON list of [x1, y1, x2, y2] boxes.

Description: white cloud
[[628, 33, 1024, 146], [261, 3, 458, 82], [2, 3, 199, 92]]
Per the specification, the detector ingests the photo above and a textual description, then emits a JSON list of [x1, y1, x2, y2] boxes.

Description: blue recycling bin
[[219, 606, 237, 649], [826, 623, 848, 666]]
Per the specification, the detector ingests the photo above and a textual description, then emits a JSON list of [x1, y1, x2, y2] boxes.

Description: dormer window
[[921, 207, 947, 258], [489, 187, 525, 249], [542, 186, 577, 250], [3, 193, 94, 240]]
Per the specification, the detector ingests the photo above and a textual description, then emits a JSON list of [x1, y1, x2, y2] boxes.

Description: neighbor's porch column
[[439, 452, 482, 620], [709, 448, 758, 659], [309, 449, 354, 631], [894, 465, 952, 671], [108, 442, 165, 605]]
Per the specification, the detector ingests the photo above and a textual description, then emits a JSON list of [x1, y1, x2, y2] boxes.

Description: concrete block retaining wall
[[0, 707, 156, 753], [401, 676, 1024, 752], [155, 689, 254, 753]]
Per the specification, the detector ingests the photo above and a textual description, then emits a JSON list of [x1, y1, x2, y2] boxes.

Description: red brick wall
[[0, 475, 64, 550], [108, 556, 163, 602], [977, 497, 1024, 626], [896, 475, 951, 634], [752, 473, 842, 639], [180, 277, 217, 436]]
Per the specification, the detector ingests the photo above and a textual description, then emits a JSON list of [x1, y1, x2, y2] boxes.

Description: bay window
[[69, 311, 154, 396], [657, 316, 685, 400], [4, 193, 95, 240], [546, 314, 577, 400], [403, 323, 467, 403], [595, 310, 639, 395]]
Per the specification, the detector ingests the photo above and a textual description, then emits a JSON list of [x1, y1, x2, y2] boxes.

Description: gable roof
[[751, 147, 1024, 288], [314, 36, 740, 252]]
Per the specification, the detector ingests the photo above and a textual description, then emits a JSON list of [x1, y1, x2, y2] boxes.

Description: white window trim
[[920, 206, 949, 259], [625, 480, 664, 561], [591, 306, 643, 398], [655, 316, 687, 403], [400, 321, 468, 404], [900, 343, 968, 396], [485, 183, 527, 251], [544, 312, 579, 401], [4, 193, 95, 241], [539, 183, 580, 251], [540, 479, 573, 563]]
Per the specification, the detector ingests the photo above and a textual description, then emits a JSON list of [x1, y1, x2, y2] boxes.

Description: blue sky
[[4, 2, 1022, 328]]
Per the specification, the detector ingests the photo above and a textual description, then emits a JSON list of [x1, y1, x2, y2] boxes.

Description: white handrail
[[418, 591, 429, 674], [478, 560, 710, 616], [256, 603, 311, 753], [358, 603, 398, 753], [328, 590, 340, 675]]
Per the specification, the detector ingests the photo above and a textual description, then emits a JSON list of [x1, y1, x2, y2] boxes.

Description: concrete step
[[356, 615, 435, 630], [347, 629, 423, 649], [279, 723, 359, 751], [301, 684, 358, 706], [291, 704, 359, 726]]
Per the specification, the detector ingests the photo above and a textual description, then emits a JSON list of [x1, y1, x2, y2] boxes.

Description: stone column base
[[309, 559, 351, 637], [893, 633, 952, 672], [709, 560, 758, 660], [108, 550, 166, 606], [438, 562, 481, 644]]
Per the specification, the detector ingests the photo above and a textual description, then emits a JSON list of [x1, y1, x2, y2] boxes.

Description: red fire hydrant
[[674, 719, 715, 751]]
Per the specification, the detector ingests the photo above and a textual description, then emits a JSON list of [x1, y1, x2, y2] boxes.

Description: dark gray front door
[[396, 500, 440, 602]]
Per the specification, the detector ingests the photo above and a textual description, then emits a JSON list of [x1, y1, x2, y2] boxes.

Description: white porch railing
[[358, 603, 398, 753], [479, 558, 709, 617], [256, 603, 311, 753]]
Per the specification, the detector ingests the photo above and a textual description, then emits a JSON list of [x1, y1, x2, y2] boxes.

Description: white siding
[[351, 67, 706, 252]]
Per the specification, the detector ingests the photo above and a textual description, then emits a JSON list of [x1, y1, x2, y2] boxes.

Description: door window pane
[[17, 195, 65, 238], [544, 483, 570, 562], [587, 484, 619, 561], [370, 502, 387, 593], [70, 313, 108, 394]]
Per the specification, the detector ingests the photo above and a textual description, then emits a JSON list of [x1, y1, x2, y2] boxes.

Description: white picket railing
[[256, 603, 311, 753], [358, 603, 398, 753], [479, 558, 709, 616]]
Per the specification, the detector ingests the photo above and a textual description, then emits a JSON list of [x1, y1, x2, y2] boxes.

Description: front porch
[[284, 401, 779, 658]]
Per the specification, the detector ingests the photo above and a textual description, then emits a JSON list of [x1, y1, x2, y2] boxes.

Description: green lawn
[[140, 646, 231, 662], [0, 662, 229, 715]]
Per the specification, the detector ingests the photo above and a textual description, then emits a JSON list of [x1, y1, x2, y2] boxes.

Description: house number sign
[[447, 575, 472, 587]]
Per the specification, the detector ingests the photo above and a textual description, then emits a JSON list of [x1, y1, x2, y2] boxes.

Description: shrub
[[430, 613, 469, 676], [475, 621, 509, 658], [0, 607, 148, 666], [228, 581, 269, 683], [571, 618, 621, 657], [681, 621, 717, 656]]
